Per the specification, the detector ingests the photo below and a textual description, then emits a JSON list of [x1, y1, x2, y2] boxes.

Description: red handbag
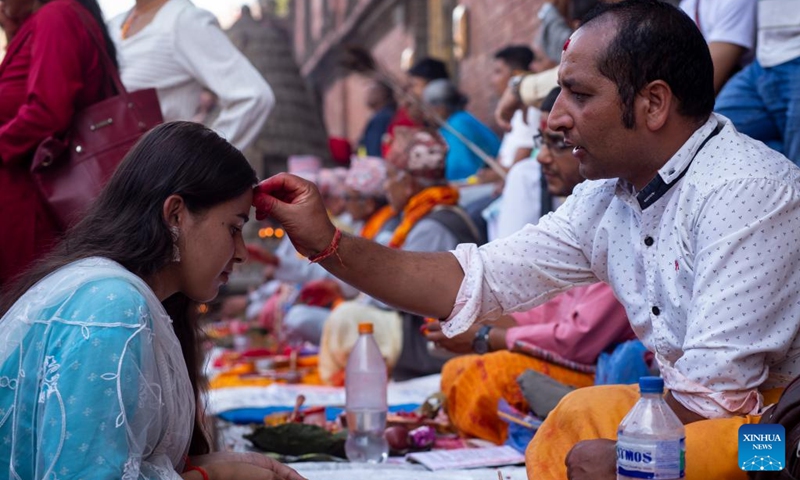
[[29, 6, 163, 229]]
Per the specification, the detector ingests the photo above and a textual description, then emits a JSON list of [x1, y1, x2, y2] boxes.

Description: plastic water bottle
[[617, 376, 685, 479], [344, 322, 389, 463]]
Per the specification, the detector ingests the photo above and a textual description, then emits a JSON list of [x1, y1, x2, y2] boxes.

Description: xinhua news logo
[[739, 424, 786, 472]]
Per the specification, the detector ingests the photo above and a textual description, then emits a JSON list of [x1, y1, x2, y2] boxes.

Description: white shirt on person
[[486, 108, 541, 242], [445, 114, 800, 419], [108, 0, 274, 150], [756, 0, 800, 67], [680, 0, 757, 66], [498, 108, 539, 169]]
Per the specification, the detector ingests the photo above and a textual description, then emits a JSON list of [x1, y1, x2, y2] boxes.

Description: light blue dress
[[0, 258, 192, 479]]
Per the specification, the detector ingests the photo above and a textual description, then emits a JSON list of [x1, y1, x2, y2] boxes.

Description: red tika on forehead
[[563, 37, 571, 51]]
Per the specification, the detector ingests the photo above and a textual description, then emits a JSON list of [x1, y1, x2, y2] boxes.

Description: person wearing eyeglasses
[[492, 87, 564, 240]]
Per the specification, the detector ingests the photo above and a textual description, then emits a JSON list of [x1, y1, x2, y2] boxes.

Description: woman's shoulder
[[67, 277, 151, 324], [32, 0, 84, 26], [30, 0, 103, 49], [37, 259, 154, 326], [169, 0, 218, 28]]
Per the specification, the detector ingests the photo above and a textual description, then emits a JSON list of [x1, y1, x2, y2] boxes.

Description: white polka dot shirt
[[446, 114, 800, 419]]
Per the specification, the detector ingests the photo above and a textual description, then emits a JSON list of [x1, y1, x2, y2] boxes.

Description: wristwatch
[[472, 325, 492, 354], [508, 75, 525, 103]]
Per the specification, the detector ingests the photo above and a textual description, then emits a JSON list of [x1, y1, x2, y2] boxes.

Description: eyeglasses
[[534, 130, 571, 153]]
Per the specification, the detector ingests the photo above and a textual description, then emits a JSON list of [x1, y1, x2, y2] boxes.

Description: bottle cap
[[358, 322, 374, 334], [639, 376, 664, 394]]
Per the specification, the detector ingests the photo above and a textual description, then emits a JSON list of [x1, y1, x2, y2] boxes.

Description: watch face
[[472, 326, 491, 354]]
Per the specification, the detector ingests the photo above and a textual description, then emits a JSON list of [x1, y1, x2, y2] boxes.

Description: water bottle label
[[617, 437, 685, 479]]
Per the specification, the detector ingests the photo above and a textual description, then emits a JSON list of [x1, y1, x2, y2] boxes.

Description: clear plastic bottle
[[617, 376, 685, 479], [344, 322, 389, 463]]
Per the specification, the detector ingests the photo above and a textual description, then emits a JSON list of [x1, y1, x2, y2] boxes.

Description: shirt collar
[[615, 115, 721, 210]]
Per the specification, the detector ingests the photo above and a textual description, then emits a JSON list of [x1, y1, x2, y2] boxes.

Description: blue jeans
[[715, 56, 800, 165]]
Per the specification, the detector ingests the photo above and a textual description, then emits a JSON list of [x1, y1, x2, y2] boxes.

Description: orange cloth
[[441, 351, 594, 445], [526, 384, 784, 480], [209, 355, 323, 389], [360, 205, 396, 240], [389, 185, 459, 248]]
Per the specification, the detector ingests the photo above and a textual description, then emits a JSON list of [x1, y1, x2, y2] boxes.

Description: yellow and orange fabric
[[209, 354, 323, 389], [441, 350, 594, 445], [361, 205, 396, 241], [389, 185, 459, 248], [526, 384, 784, 480]]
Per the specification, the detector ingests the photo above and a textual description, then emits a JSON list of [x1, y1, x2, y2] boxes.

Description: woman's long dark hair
[[75, 0, 118, 69], [1, 121, 258, 454]]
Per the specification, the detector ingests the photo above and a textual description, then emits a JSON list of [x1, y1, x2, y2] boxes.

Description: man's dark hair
[[493, 45, 534, 71], [71, 0, 119, 69], [570, 0, 600, 23], [581, 0, 714, 128], [407, 57, 450, 81], [541, 87, 562, 113]]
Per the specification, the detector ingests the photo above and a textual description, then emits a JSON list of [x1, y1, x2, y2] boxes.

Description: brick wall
[[322, 21, 413, 146], [303, 1, 547, 149]]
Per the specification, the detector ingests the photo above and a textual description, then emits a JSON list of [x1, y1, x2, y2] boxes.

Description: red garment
[[381, 107, 422, 158], [0, 0, 109, 285]]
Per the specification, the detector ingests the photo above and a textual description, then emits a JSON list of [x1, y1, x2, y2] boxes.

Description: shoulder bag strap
[[68, 3, 129, 99]]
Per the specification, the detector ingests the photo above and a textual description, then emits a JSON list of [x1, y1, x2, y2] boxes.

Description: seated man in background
[[426, 88, 633, 445]]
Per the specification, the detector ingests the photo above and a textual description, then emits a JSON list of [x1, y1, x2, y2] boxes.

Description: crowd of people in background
[[1, 0, 800, 479]]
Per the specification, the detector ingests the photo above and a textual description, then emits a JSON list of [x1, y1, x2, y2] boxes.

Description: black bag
[[750, 376, 800, 479]]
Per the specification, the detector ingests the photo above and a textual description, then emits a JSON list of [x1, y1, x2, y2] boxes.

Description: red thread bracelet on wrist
[[307, 228, 342, 264], [185, 466, 209, 480], [183, 457, 209, 480]]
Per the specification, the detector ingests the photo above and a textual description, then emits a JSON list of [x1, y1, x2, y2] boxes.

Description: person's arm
[[495, 68, 559, 130], [254, 174, 600, 334], [173, 8, 274, 150], [0, 6, 86, 164], [537, 2, 573, 64], [254, 174, 467, 320], [187, 453, 305, 480], [505, 283, 632, 364], [424, 319, 514, 354], [696, 0, 757, 93], [709, 42, 746, 93]]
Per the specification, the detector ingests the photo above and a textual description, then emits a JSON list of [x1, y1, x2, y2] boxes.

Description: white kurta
[[108, 0, 274, 150]]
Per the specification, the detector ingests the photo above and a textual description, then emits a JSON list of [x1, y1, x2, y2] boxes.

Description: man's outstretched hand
[[253, 173, 337, 258]]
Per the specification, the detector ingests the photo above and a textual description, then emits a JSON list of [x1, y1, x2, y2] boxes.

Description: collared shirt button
[[644, 236, 654, 247], [652, 306, 661, 315]]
